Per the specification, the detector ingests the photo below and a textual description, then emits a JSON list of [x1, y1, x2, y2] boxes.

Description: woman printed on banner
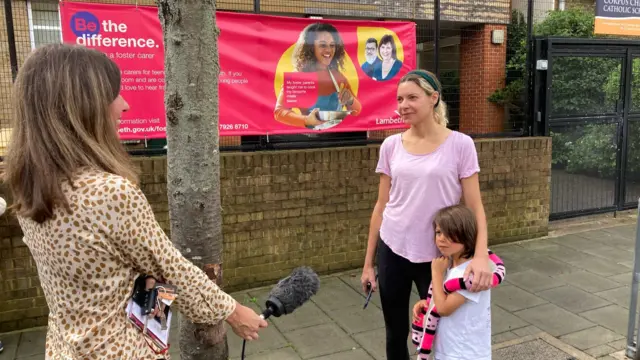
[[371, 34, 403, 82], [274, 22, 362, 129]]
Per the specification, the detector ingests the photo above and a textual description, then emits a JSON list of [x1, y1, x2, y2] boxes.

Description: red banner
[[60, 2, 416, 138]]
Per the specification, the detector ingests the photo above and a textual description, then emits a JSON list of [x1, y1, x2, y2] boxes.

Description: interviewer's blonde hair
[[3, 43, 138, 223]]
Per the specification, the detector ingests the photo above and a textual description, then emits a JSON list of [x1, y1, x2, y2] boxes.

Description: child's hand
[[431, 256, 450, 275], [412, 300, 428, 323]]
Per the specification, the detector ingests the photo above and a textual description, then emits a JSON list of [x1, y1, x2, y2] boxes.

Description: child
[[411, 204, 502, 360]]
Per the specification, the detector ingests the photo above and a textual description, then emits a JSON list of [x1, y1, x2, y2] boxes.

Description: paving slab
[[516, 256, 582, 277], [580, 304, 632, 335], [601, 226, 637, 241], [619, 260, 635, 268], [309, 348, 374, 360], [231, 347, 302, 360], [493, 332, 597, 360], [325, 305, 385, 335], [581, 246, 635, 264], [559, 326, 624, 350], [608, 338, 628, 351], [493, 244, 537, 260], [578, 230, 636, 250], [494, 339, 582, 360], [282, 323, 358, 359], [491, 284, 548, 312], [609, 272, 633, 285], [512, 325, 544, 337], [0, 332, 21, 359], [537, 285, 612, 313], [595, 286, 639, 310], [351, 328, 416, 360], [551, 233, 610, 252], [505, 270, 565, 293], [567, 255, 633, 277], [514, 303, 595, 337], [585, 344, 617, 357], [309, 277, 365, 312], [492, 331, 520, 344], [554, 271, 623, 293], [491, 305, 530, 334], [15, 330, 45, 359], [337, 273, 382, 310]]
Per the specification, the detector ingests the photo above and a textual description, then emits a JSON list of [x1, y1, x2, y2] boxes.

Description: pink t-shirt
[[375, 131, 480, 263]]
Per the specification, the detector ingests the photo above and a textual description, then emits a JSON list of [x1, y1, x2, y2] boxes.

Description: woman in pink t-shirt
[[360, 69, 492, 360]]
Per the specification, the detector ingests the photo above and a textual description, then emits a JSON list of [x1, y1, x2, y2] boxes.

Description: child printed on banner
[[411, 204, 497, 360]]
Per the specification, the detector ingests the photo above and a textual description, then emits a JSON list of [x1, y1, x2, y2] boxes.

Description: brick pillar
[[459, 24, 507, 134]]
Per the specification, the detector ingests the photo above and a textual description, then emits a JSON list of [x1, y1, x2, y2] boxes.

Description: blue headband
[[407, 70, 440, 107]]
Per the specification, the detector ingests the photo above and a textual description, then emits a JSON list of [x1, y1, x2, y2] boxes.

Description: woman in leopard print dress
[[2, 43, 267, 359]]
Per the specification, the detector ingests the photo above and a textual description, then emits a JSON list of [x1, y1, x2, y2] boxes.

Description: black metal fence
[[533, 37, 640, 219], [0, 0, 548, 159]]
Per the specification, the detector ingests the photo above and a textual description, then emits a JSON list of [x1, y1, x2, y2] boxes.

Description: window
[[27, 1, 62, 50]]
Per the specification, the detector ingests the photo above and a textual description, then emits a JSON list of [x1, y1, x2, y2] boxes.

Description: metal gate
[[532, 37, 640, 220]]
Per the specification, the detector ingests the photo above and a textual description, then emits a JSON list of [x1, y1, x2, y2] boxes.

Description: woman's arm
[[274, 87, 311, 127], [336, 71, 362, 116], [365, 174, 391, 267], [342, 83, 362, 116], [361, 174, 391, 292], [111, 177, 267, 339], [431, 269, 466, 317], [461, 173, 491, 292]]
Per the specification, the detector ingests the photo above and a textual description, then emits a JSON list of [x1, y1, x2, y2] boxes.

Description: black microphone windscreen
[[267, 266, 320, 315]]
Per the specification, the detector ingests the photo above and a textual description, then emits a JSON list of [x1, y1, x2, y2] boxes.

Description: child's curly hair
[[292, 23, 346, 72]]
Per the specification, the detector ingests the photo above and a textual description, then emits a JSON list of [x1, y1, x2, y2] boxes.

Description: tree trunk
[[157, 1, 228, 359]]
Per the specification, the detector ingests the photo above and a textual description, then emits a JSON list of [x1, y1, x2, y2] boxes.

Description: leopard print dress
[[17, 168, 236, 359]]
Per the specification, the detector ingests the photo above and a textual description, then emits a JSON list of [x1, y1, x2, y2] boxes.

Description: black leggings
[[377, 237, 432, 360]]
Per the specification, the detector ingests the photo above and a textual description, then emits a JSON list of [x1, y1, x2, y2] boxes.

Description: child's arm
[[431, 270, 466, 316]]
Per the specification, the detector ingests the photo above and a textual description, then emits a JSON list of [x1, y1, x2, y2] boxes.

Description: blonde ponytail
[[434, 98, 449, 126]]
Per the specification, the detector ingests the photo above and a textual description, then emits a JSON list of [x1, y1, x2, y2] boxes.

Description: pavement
[[2, 222, 640, 360]]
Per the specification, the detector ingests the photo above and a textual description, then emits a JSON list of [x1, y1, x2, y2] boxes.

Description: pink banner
[[61, 2, 416, 138], [61, 2, 166, 140]]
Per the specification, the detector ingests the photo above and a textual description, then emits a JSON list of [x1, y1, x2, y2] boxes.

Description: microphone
[[261, 266, 320, 320], [241, 266, 320, 360]]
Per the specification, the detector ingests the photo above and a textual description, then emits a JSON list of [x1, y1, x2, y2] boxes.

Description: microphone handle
[[261, 306, 274, 320], [244, 306, 273, 360]]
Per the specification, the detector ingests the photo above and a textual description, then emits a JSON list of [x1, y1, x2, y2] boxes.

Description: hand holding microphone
[[226, 302, 268, 341]]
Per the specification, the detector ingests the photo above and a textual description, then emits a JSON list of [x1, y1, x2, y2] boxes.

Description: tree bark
[[157, 1, 228, 359]]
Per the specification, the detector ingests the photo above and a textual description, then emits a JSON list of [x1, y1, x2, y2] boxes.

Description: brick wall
[[0, 137, 551, 332], [459, 24, 507, 134]]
